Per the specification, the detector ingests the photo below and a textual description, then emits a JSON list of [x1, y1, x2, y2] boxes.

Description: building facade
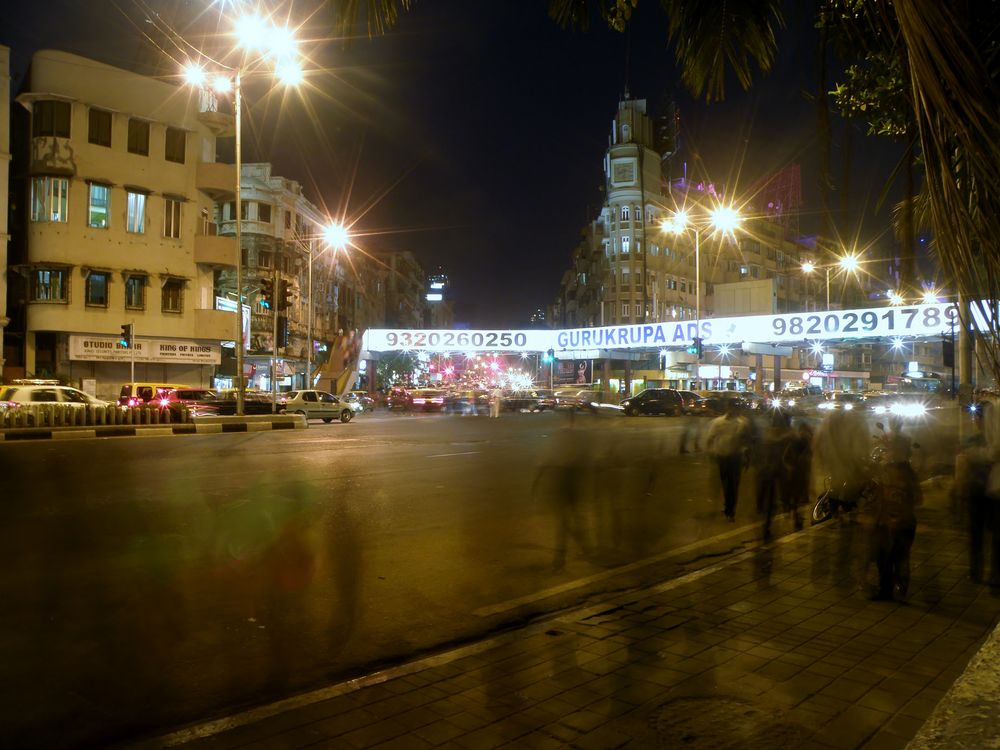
[[550, 94, 891, 394], [8, 50, 235, 399]]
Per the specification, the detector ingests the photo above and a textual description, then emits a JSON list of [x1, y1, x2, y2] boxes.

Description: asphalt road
[[0, 406, 961, 748]]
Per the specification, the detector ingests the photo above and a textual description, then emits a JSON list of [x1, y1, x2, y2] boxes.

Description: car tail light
[[159, 398, 170, 407], [431, 397, 443, 404], [413, 398, 426, 405]]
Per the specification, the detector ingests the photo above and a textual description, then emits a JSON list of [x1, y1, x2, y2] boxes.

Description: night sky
[[3, 1, 903, 326]]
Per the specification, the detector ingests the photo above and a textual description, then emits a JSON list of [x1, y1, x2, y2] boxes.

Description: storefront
[[66, 334, 221, 401]]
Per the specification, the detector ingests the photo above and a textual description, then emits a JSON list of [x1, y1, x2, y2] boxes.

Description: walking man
[[706, 401, 749, 522]]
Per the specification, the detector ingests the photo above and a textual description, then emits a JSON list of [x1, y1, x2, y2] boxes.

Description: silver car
[[279, 390, 358, 423]]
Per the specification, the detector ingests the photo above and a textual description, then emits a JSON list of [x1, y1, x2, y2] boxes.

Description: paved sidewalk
[[132, 507, 1000, 750]]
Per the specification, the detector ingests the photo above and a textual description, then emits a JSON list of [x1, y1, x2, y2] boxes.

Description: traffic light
[[542, 349, 554, 364], [260, 278, 274, 309], [279, 279, 294, 310], [119, 323, 133, 348], [686, 337, 703, 359]]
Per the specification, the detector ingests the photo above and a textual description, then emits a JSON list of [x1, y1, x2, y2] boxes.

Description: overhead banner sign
[[364, 301, 968, 354], [70, 335, 222, 364]]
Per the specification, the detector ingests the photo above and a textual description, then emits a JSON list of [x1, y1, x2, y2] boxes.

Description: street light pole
[[234, 70, 245, 417], [694, 229, 701, 331], [825, 267, 830, 312], [306, 245, 312, 389]]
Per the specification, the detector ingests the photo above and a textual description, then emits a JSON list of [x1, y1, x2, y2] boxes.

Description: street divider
[[0, 413, 307, 442]]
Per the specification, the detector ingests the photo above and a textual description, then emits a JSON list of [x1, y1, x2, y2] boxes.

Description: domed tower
[[600, 95, 672, 326]]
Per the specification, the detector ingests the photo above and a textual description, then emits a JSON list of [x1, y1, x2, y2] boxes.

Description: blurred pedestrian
[[814, 407, 871, 515], [783, 421, 814, 531], [706, 401, 749, 521], [533, 411, 592, 570], [961, 399, 1000, 586], [756, 410, 793, 542], [871, 453, 921, 600], [489, 386, 502, 418]]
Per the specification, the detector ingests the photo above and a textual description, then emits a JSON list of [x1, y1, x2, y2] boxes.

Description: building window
[[622, 303, 630, 317], [127, 118, 150, 155], [650, 244, 658, 256], [85, 272, 109, 307], [258, 250, 273, 268], [31, 269, 68, 302], [164, 198, 182, 239], [164, 127, 186, 163], [126, 191, 146, 233], [680, 280, 687, 293], [620, 205, 630, 221], [33, 100, 71, 138], [125, 275, 146, 310], [88, 183, 110, 228], [634, 206, 642, 224], [621, 268, 630, 287], [88, 108, 112, 147], [256, 203, 271, 223], [162, 278, 183, 313], [668, 277, 677, 290], [621, 235, 630, 254], [31, 176, 69, 223], [284, 211, 292, 229], [750, 265, 760, 279]]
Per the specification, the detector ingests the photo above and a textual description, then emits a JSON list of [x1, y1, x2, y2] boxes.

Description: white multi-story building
[[218, 163, 331, 391], [11, 50, 237, 399]]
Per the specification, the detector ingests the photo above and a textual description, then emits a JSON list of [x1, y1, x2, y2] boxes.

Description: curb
[[0, 415, 307, 442]]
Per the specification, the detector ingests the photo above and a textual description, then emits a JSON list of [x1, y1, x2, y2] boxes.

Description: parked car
[[816, 391, 867, 413], [691, 391, 759, 416], [620, 388, 684, 417], [765, 388, 825, 414], [212, 390, 277, 415], [410, 388, 447, 412], [0, 382, 110, 409], [118, 382, 191, 407], [444, 389, 489, 415], [677, 389, 707, 414], [346, 391, 376, 412], [280, 390, 357, 422], [554, 388, 613, 412], [387, 386, 412, 411], [502, 390, 544, 412], [866, 392, 931, 420], [157, 388, 220, 417], [533, 389, 557, 411]]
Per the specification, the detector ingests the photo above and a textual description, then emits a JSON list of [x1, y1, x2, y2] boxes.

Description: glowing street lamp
[[922, 289, 939, 304], [305, 222, 349, 387], [661, 204, 742, 345], [183, 14, 303, 416], [888, 290, 905, 306], [801, 253, 864, 311]]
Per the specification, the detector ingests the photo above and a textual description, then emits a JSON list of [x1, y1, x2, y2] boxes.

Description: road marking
[[427, 451, 481, 458], [472, 521, 762, 617]]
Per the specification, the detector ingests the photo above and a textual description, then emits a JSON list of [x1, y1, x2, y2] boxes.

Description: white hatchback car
[[0, 383, 110, 408], [279, 390, 360, 423]]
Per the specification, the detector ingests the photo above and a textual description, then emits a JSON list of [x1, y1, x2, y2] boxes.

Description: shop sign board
[[69, 335, 221, 364]]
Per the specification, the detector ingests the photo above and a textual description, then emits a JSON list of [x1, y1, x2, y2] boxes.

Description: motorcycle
[[811, 426, 888, 525]]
